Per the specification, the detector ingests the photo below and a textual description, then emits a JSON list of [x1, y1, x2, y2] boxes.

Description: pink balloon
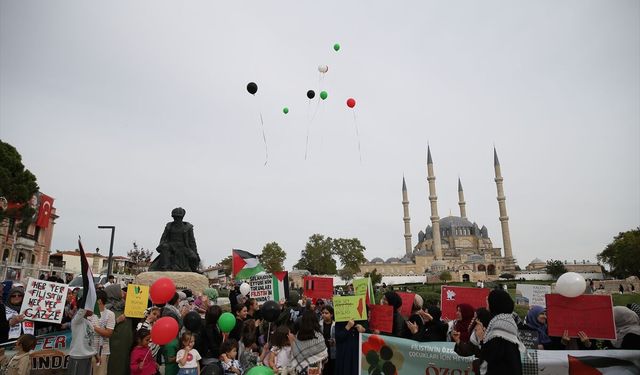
[[346, 98, 356, 108]]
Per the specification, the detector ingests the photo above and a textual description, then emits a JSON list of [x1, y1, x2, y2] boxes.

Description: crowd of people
[[0, 278, 638, 375]]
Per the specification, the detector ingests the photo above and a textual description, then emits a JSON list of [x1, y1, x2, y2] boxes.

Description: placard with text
[[20, 278, 69, 324]]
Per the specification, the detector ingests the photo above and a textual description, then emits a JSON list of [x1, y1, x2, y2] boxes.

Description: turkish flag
[[36, 194, 54, 228]]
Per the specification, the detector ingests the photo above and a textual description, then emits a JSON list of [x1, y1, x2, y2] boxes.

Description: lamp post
[[98, 226, 115, 277]]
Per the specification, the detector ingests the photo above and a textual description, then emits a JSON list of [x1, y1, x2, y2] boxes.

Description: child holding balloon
[[130, 329, 158, 375]]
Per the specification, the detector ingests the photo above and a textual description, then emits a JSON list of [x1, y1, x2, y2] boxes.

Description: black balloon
[[261, 300, 280, 323], [307, 90, 315, 99], [184, 311, 202, 332], [247, 82, 258, 95]]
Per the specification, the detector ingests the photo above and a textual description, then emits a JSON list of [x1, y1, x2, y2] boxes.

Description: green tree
[[545, 259, 568, 279], [597, 227, 640, 278], [126, 242, 153, 275], [439, 270, 452, 282], [217, 255, 232, 277], [338, 268, 356, 283], [0, 141, 39, 229], [295, 234, 336, 275], [332, 238, 366, 274], [363, 268, 382, 285], [259, 242, 287, 273]]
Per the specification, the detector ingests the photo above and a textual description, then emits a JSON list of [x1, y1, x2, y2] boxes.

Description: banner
[[334, 295, 367, 322], [249, 272, 289, 304], [396, 292, 415, 317], [440, 286, 489, 320], [353, 278, 375, 305], [359, 333, 640, 375], [124, 284, 150, 318], [0, 330, 72, 375], [368, 305, 393, 333], [516, 284, 551, 307], [20, 278, 68, 324], [303, 276, 334, 300], [545, 294, 616, 340]]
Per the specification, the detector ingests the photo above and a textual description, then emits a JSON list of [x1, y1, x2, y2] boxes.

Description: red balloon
[[150, 277, 176, 304], [346, 98, 356, 108], [151, 317, 179, 345]]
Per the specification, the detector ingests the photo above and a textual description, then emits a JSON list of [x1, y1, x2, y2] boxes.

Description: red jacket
[[130, 346, 157, 375]]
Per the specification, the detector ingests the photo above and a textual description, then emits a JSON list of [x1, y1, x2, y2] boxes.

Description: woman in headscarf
[[450, 303, 474, 343], [105, 284, 133, 375], [406, 304, 448, 342], [476, 289, 523, 375], [381, 291, 406, 337], [525, 306, 552, 349], [290, 310, 328, 374], [607, 306, 640, 350], [5, 287, 34, 340]]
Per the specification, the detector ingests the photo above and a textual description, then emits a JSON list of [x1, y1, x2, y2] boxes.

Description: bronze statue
[[149, 207, 201, 272]]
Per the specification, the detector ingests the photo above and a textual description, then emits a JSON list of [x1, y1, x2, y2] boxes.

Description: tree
[[217, 255, 232, 277], [0, 141, 39, 230], [439, 270, 452, 282], [545, 259, 568, 279], [597, 227, 640, 278], [295, 234, 336, 275], [259, 242, 287, 273], [332, 238, 367, 274], [363, 268, 382, 285], [338, 268, 356, 283], [126, 242, 153, 275]]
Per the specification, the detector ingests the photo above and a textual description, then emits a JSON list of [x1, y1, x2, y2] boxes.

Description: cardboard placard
[[440, 286, 490, 320], [20, 278, 69, 324], [545, 294, 616, 340], [353, 278, 375, 305], [250, 272, 289, 304], [518, 330, 540, 349], [124, 284, 150, 318], [516, 284, 551, 307], [396, 292, 416, 317], [303, 276, 334, 300], [368, 304, 394, 333], [333, 295, 367, 322]]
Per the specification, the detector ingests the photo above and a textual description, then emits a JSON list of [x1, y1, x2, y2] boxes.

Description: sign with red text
[[396, 292, 416, 317], [303, 276, 334, 300], [546, 294, 616, 340], [333, 295, 367, 322], [20, 278, 69, 324], [440, 286, 489, 320], [368, 304, 393, 333]]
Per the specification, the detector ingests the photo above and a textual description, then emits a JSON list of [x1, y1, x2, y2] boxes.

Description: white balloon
[[240, 282, 251, 296], [555, 272, 586, 298], [318, 64, 329, 73]]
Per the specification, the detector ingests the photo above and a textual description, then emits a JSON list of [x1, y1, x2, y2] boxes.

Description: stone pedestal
[[135, 271, 209, 295]]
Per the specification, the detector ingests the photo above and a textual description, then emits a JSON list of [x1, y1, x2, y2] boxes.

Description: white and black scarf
[[483, 313, 526, 353]]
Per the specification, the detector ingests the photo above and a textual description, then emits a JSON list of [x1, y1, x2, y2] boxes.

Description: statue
[[149, 207, 201, 272]]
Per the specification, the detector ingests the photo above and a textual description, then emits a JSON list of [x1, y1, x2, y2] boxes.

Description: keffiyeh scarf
[[483, 313, 525, 353], [290, 331, 328, 373]]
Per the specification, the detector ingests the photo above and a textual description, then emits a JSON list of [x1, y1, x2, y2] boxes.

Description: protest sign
[[303, 276, 334, 300], [353, 277, 375, 305], [249, 272, 289, 304], [516, 284, 551, 307], [545, 294, 616, 340], [124, 284, 150, 318], [368, 304, 393, 333], [333, 295, 367, 322], [20, 278, 68, 324], [396, 292, 416, 317], [518, 330, 539, 349], [359, 333, 640, 375], [440, 286, 489, 320], [0, 329, 72, 375]]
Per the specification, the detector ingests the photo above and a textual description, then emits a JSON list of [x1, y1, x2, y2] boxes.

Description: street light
[[98, 226, 115, 277]]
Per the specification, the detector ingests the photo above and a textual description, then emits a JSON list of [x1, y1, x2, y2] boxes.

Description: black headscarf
[[487, 289, 514, 316]]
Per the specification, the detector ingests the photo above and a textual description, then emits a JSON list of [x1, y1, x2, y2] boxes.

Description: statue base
[[135, 271, 209, 295]]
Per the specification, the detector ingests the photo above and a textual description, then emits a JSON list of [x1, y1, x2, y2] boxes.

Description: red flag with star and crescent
[[36, 194, 54, 228]]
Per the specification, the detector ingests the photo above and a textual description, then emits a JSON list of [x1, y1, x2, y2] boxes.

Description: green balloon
[[218, 312, 236, 333], [283, 107, 289, 114], [246, 366, 275, 375], [333, 43, 340, 51], [320, 91, 328, 100]]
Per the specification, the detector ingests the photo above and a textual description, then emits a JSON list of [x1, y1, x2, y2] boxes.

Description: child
[[268, 326, 292, 373], [239, 320, 260, 372], [6, 334, 35, 375], [130, 329, 158, 375], [220, 339, 242, 375], [176, 332, 201, 375]]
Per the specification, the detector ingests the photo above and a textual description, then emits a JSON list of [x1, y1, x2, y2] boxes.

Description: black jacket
[[480, 337, 522, 375], [0, 304, 8, 344]]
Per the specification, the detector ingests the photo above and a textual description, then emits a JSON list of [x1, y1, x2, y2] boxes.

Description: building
[[0, 192, 61, 281], [525, 258, 602, 273], [359, 147, 517, 282], [202, 265, 228, 287], [48, 249, 108, 275]]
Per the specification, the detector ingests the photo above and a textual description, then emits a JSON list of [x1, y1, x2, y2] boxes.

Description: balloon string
[[352, 110, 362, 164], [260, 112, 268, 166]]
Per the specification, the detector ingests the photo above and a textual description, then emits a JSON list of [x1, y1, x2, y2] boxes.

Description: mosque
[[359, 147, 518, 282]]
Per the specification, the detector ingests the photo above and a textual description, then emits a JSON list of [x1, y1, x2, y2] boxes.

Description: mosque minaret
[[402, 177, 412, 256], [427, 146, 443, 260], [493, 147, 514, 267], [458, 177, 467, 219]]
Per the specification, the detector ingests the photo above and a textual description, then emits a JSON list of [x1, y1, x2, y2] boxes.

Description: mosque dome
[[370, 257, 384, 264], [440, 216, 474, 228], [385, 257, 400, 263], [400, 255, 413, 264]]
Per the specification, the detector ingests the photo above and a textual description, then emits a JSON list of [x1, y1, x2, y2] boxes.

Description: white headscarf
[[611, 306, 640, 348]]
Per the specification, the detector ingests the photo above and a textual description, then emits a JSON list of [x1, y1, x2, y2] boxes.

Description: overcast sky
[[1, 1, 638, 271]]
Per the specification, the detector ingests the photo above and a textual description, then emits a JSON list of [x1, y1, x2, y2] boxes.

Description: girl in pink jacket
[[130, 329, 158, 375]]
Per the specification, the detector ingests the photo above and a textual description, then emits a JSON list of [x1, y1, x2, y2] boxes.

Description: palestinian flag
[[272, 271, 289, 302], [77, 238, 97, 314], [232, 249, 264, 280]]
